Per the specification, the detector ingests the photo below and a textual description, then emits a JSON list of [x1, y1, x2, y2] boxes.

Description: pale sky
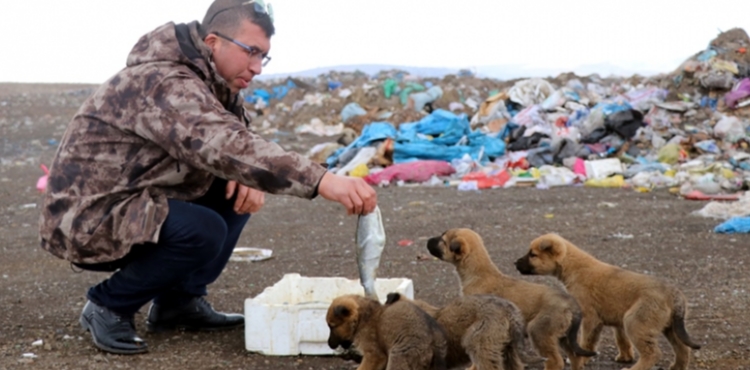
[[1, 0, 747, 84]]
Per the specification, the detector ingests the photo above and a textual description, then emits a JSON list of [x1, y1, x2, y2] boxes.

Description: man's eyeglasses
[[213, 31, 272, 67], [206, 0, 274, 25]]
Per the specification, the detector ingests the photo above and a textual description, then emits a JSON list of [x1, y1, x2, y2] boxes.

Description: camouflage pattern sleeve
[[135, 72, 328, 199]]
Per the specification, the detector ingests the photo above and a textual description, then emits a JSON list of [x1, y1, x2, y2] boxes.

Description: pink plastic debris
[[36, 164, 49, 193]]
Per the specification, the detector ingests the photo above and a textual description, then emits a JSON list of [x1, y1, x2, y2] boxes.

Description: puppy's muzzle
[[426, 237, 443, 259], [328, 332, 353, 350], [515, 255, 534, 275]]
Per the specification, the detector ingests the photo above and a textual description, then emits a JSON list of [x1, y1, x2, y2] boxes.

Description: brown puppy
[[326, 294, 448, 370], [386, 292, 544, 370], [427, 228, 596, 370], [515, 233, 702, 370]]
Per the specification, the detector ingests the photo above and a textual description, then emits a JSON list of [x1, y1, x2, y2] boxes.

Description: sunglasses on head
[[207, 0, 274, 25]]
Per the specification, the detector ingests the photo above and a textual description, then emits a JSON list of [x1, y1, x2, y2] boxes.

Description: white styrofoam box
[[244, 273, 414, 356], [584, 158, 623, 179]]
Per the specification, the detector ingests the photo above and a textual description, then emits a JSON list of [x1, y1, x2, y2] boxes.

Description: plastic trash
[[694, 140, 721, 154], [328, 81, 342, 90], [541, 90, 567, 111], [399, 83, 426, 105], [350, 163, 370, 178], [508, 78, 555, 107], [657, 144, 683, 165], [714, 217, 750, 234], [383, 79, 398, 99], [448, 102, 465, 112], [36, 164, 49, 193], [230, 247, 273, 262], [537, 166, 580, 188], [335, 147, 377, 176], [725, 78, 750, 109], [364, 160, 455, 185], [713, 116, 747, 142], [341, 102, 368, 122], [584, 158, 623, 179], [699, 72, 734, 90], [697, 49, 717, 62], [408, 86, 443, 112], [584, 175, 625, 188], [693, 192, 750, 219], [461, 170, 511, 189], [326, 122, 398, 168], [294, 118, 344, 137]]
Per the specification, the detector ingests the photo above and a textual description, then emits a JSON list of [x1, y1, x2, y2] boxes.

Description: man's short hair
[[202, 0, 275, 39]]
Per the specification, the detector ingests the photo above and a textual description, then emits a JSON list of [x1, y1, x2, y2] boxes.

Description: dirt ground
[[1, 83, 748, 370]]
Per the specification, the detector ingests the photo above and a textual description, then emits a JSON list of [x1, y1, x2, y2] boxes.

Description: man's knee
[[162, 201, 229, 263], [188, 213, 228, 262]]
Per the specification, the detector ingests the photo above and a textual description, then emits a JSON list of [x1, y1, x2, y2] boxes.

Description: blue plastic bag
[[393, 109, 505, 163], [272, 85, 289, 100], [714, 217, 750, 234], [593, 100, 632, 116], [326, 122, 397, 167], [341, 102, 368, 122]]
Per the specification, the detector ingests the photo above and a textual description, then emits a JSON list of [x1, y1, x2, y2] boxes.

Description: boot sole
[[80, 314, 149, 355]]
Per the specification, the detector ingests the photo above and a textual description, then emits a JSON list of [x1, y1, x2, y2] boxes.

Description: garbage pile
[[244, 28, 750, 205]]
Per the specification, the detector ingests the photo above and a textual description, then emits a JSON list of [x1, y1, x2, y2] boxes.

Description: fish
[[355, 205, 386, 301]]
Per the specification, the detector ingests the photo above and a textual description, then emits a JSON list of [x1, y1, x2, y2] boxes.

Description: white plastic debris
[[230, 247, 273, 262]]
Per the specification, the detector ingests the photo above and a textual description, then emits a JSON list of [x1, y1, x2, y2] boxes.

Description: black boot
[[146, 297, 244, 332], [79, 301, 148, 355]]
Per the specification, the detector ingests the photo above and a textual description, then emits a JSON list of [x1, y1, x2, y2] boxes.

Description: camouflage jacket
[[38, 21, 328, 264]]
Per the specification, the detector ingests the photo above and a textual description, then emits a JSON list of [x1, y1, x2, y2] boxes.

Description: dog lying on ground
[[515, 233, 702, 370], [427, 228, 596, 370], [326, 294, 448, 370], [386, 292, 544, 370]]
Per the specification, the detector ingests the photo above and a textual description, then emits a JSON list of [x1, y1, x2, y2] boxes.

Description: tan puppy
[[326, 294, 448, 370], [515, 233, 702, 370], [427, 228, 596, 370], [385, 292, 544, 370]]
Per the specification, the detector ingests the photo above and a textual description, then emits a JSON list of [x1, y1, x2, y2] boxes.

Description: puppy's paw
[[615, 352, 635, 363]]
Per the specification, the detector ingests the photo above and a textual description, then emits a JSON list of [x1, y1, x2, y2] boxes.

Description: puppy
[[427, 228, 596, 370], [515, 233, 702, 370], [386, 292, 544, 370], [326, 294, 448, 370]]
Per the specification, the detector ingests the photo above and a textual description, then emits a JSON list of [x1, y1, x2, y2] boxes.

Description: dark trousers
[[83, 178, 250, 315]]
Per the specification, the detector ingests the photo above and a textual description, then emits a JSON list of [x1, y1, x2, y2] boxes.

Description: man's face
[[205, 19, 270, 94]]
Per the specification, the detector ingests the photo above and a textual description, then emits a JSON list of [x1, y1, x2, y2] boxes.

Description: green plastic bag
[[383, 79, 398, 99]]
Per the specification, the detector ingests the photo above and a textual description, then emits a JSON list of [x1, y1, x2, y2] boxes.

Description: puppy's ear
[[385, 292, 401, 305], [449, 240, 462, 254], [333, 305, 351, 318], [538, 239, 555, 253]]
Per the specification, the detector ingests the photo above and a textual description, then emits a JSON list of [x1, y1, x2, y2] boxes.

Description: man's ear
[[203, 33, 219, 49]]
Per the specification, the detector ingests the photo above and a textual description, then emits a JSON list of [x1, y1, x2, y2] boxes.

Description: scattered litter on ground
[[235, 29, 750, 201], [230, 247, 274, 262]]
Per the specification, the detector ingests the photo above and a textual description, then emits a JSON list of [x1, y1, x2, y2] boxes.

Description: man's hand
[[226, 181, 265, 214], [317, 172, 377, 215]]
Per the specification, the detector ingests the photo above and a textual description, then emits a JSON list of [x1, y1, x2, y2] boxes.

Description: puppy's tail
[[672, 295, 702, 350], [566, 312, 597, 357]]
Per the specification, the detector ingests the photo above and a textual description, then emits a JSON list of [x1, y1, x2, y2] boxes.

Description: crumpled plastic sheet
[[508, 78, 555, 107], [364, 160, 455, 185], [714, 217, 750, 234]]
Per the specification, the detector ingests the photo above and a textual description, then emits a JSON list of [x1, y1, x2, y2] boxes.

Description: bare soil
[[1, 84, 748, 370]]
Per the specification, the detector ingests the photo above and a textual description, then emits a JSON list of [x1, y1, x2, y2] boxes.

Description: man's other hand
[[226, 181, 265, 214]]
